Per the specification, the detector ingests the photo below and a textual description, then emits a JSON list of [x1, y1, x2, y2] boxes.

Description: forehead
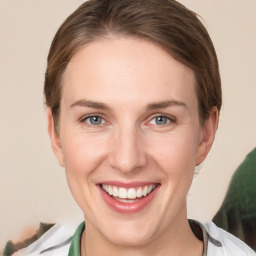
[[62, 37, 197, 109]]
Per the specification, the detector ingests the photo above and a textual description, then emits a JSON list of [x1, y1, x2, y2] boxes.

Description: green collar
[[68, 222, 85, 256]]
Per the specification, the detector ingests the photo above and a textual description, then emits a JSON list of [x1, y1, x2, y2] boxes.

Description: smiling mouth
[[100, 184, 158, 203]]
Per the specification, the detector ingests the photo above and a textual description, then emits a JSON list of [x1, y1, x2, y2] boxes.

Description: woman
[[10, 0, 255, 255]]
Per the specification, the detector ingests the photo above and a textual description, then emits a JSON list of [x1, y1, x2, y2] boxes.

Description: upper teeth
[[101, 184, 156, 199]]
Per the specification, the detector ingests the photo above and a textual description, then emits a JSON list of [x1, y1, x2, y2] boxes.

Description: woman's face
[[49, 37, 216, 247]]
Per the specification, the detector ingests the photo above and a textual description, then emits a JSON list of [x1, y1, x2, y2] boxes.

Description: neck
[[81, 207, 203, 256]]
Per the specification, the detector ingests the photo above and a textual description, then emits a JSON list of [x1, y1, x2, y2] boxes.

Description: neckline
[[68, 219, 209, 256]]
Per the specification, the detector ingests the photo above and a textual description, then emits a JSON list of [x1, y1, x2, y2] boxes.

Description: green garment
[[213, 147, 256, 250], [68, 222, 84, 256]]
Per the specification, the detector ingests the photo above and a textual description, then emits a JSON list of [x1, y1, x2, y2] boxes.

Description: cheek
[[145, 131, 199, 223], [60, 130, 109, 205], [149, 130, 199, 172], [61, 131, 107, 175], [148, 129, 199, 201]]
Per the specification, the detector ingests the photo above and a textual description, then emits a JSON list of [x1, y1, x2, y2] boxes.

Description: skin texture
[[48, 37, 218, 256]]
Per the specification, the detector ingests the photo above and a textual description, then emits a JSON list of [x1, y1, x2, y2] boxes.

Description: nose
[[109, 125, 147, 174]]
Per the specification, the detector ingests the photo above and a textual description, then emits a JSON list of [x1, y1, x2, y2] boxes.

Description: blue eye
[[85, 116, 105, 125], [150, 116, 171, 125]]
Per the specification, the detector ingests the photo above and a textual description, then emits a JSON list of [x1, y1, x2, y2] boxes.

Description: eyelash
[[80, 114, 107, 127], [148, 114, 176, 126], [79, 114, 176, 127]]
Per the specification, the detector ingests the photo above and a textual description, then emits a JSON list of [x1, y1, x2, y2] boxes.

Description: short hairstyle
[[44, 0, 222, 131]]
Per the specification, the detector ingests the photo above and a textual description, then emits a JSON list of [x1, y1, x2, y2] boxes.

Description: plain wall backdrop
[[1, 0, 256, 251]]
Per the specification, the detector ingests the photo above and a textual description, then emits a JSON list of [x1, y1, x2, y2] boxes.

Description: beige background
[[0, 0, 256, 251]]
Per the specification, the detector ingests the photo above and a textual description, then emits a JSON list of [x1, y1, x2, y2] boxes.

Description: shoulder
[[14, 223, 77, 256], [203, 221, 255, 256]]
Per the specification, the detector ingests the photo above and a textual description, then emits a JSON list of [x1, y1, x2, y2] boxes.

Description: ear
[[47, 108, 64, 167], [196, 107, 218, 166]]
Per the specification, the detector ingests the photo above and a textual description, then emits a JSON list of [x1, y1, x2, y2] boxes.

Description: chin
[[100, 217, 160, 247]]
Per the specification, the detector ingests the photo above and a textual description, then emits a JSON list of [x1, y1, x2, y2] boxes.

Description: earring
[[194, 163, 203, 177]]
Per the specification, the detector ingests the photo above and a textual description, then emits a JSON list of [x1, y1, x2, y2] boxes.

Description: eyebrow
[[70, 100, 110, 110], [146, 100, 187, 110], [70, 99, 187, 111]]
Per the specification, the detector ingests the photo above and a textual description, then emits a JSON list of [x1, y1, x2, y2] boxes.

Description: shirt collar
[[68, 222, 85, 256]]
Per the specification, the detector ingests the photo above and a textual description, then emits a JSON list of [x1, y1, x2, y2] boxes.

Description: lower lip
[[98, 185, 160, 214]]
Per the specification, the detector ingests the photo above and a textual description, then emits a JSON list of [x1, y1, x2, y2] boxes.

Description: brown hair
[[44, 0, 221, 131]]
